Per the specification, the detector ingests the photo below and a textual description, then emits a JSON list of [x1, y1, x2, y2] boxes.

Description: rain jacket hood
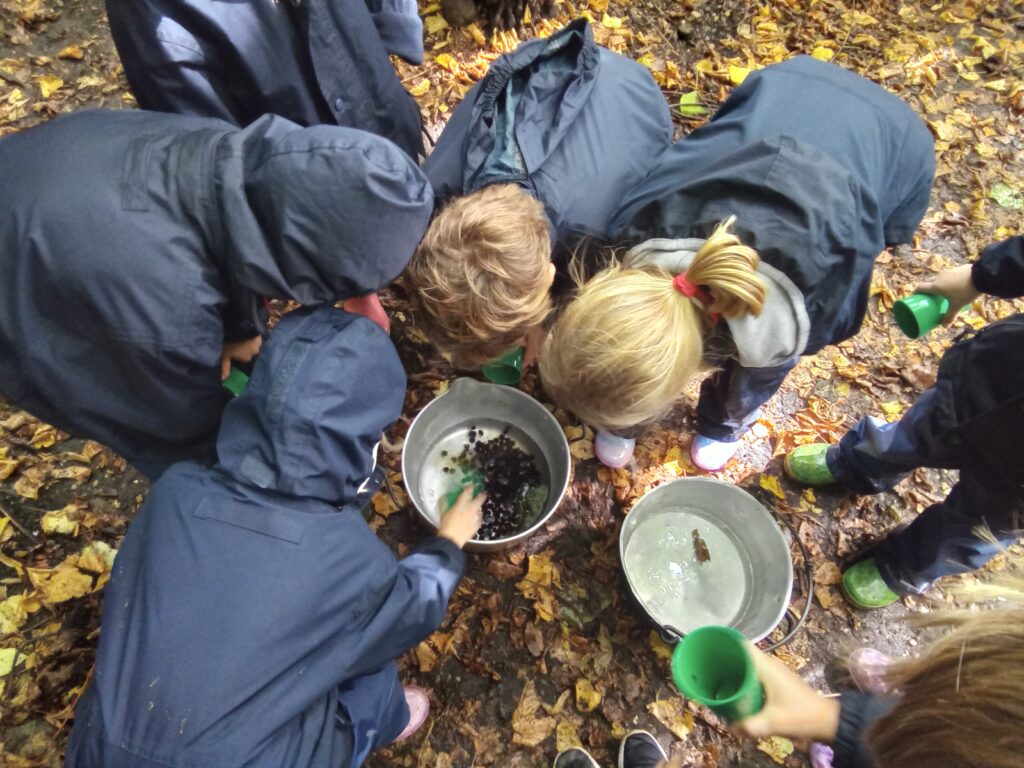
[[0, 109, 428, 479], [65, 307, 466, 768], [214, 116, 434, 305], [216, 306, 406, 505], [424, 19, 672, 240]]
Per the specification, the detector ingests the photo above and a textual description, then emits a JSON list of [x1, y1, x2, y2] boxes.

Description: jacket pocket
[[194, 496, 305, 544]]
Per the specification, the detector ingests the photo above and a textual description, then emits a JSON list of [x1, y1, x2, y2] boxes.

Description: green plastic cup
[[481, 347, 524, 386], [222, 367, 249, 396], [893, 293, 950, 339], [671, 625, 764, 722]]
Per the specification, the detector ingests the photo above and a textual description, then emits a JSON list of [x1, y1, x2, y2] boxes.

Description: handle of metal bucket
[[660, 625, 685, 645]]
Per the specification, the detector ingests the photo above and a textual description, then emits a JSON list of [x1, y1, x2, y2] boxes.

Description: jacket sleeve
[[833, 692, 897, 768], [362, 0, 424, 64], [349, 536, 466, 675], [972, 236, 1024, 299]]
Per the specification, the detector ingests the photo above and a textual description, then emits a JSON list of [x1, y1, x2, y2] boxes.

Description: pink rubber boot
[[393, 686, 430, 743]]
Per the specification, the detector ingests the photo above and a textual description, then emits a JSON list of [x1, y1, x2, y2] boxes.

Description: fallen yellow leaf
[[647, 698, 692, 740], [512, 680, 557, 747], [35, 75, 63, 98], [648, 630, 673, 661], [434, 53, 458, 73], [759, 474, 786, 501], [880, 401, 905, 418], [811, 46, 835, 62], [555, 718, 580, 753], [408, 79, 430, 97], [758, 736, 795, 764], [575, 679, 602, 712], [424, 14, 449, 35], [58, 45, 84, 61], [40, 502, 84, 536], [601, 13, 623, 29], [728, 65, 751, 85]]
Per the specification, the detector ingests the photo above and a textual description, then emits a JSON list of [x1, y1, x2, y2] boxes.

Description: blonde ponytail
[[540, 218, 766, 432], [687, 216, 766, 318]]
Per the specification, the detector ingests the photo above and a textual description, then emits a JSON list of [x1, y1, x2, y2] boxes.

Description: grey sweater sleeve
[[833, 692, 898, 768]]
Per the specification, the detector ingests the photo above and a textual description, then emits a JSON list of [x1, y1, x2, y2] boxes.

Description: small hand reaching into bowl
[[438, 488, 486, 549]]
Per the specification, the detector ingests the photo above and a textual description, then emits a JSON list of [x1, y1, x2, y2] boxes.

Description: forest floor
[[0, 0, 1022, 766]]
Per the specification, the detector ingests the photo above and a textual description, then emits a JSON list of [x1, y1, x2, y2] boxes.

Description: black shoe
[[619, 730, 667, 768], [554, 747, 601, 768]]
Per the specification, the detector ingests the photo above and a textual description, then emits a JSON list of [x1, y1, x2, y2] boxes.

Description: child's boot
[[619, 730, 667, 768], [691, 434, 741, 471], [784, 443, 836, 485], [841, 559, 900, 609], [595, 430, 636, 468], [393, 686, 430, 742]]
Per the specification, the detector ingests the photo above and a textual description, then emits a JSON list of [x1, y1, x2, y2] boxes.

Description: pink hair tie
[[672, 272, 720, 325]]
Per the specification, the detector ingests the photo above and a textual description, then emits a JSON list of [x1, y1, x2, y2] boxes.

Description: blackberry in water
[[446, 426, 548, 540]]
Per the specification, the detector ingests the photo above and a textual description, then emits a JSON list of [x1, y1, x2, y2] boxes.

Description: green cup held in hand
[[671, 625, 764, 722], [892, 292, 951, 339], [481, 347, 524, 385]]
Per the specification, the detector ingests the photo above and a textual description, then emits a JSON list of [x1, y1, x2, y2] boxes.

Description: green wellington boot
[[784, 444, 837, 485], [841, 559, 901, 609]]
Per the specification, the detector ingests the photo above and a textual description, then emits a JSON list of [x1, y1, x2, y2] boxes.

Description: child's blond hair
[[540, 217, 765, 432], [868, 576, 1024, 768], [406, 184, 553, 368]]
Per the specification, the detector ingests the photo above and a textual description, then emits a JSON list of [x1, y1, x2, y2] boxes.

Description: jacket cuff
[[414, 536, 467, 575], [972, 236, 1024, 299]]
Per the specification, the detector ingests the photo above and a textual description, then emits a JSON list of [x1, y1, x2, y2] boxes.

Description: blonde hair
[[406, 184, 553, 368], [868, 577, 1024, 768], [540, 217, 766, 432]]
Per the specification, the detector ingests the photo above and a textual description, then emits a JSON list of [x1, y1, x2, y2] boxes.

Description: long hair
[[868, 577, 1024, 768]]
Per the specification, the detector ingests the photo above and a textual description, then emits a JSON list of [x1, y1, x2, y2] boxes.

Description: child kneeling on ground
[[64, 306, 484, 768]]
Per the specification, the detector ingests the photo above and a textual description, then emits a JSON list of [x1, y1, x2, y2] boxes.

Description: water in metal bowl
[[620, 477, 793, 642]]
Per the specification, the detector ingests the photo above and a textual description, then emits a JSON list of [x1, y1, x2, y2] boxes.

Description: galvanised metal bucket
[[619, 477, 793, 642]]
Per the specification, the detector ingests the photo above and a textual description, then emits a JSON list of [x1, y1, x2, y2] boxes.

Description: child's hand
[[734, 645, 841, 743], [221, 336, 263, 380], [917, 263, 980, 324], [437, 488, 485, 548]]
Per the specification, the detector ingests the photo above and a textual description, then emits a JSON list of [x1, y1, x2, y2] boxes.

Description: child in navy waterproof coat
[[105, 0, 425, 158], [0, 109, 432, 478], [405, 20, 673, 369], [540, 56, 935, 471], [65, 306, 485, 768], [784, 236, 1024, 607]]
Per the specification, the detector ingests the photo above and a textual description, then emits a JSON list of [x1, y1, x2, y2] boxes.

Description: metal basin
[[619, 477, 793, 642], [402, 378, 571, 553]]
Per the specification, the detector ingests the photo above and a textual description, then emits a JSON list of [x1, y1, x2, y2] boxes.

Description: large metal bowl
[[619, 477, 793, 642], [402, 378, 571, 553]]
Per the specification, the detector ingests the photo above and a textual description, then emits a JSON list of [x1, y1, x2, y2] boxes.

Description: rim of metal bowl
[[618, 476, 793, 642], [401, 380, 572, 547]]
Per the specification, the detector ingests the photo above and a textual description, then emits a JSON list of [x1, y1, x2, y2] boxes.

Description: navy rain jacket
[[612, 56, 936, 354], [105, 0, 425, 158], [0, 109, 432, 477], [423, 19, 672, 241], [65, 306, 467, 768]]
